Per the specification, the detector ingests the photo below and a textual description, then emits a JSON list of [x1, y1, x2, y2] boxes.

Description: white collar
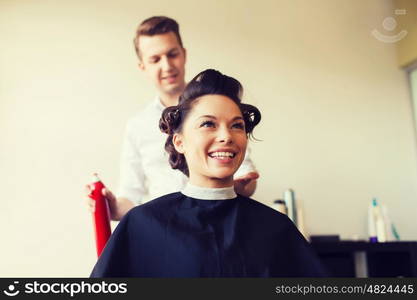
[[154, 96, 166, 111], [181, 183, 237, 200]]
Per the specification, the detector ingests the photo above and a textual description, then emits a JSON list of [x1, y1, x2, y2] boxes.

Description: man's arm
[[85, 186, 135, 221], [85, 118, 147, 220], [103, 190, 135, 221], [113, 197, 135, 220], [117, 118, 147, 207]]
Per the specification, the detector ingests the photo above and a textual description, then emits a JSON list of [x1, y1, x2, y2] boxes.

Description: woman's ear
[[173, 133, 185, 154]]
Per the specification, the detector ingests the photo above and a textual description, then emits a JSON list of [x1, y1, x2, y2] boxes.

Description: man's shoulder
[[126, 98, 161, 129]]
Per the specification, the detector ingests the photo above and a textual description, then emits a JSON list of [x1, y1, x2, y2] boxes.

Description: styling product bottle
[[272, 199, 287, 215], [381, 204, 393, 241], [90, 173, 111, 257], [391, 223, 401, 241], [296, 205, 308, 239], [284, 189, 297, 226], [368, 199, 378, 242], [368, 198, 386, 243], [381, 204, 400, 241], [374, 199, 386, 242]]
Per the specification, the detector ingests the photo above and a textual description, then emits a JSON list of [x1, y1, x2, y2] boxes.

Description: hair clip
[[172, 108, 180, 118], [244, 110, 254, 122]]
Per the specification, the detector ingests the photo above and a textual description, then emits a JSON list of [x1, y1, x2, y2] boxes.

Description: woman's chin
[[208, 170, 236, 183]]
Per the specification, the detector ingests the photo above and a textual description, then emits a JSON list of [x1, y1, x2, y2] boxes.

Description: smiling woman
[[159, 70, 260, 186], [90, 69, 326, 277]]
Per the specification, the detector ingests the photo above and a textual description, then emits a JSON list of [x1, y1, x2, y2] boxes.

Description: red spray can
[[90, 173, 111, 257]]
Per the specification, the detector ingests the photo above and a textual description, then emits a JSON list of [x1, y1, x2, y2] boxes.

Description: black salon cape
[[90, 193, 326, 277]]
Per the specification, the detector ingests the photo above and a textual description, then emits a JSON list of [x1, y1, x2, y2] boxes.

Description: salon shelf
[[310, 241, 417, 277]]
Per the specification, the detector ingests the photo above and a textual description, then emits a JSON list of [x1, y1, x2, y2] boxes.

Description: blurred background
[[1, 0, 416, 276]]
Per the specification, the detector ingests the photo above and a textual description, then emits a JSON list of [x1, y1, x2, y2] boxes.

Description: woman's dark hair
[[159, 69, 261, 176]]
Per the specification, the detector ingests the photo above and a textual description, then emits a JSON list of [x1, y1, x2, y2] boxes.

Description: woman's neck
[[188, 176, 234, 189], [182, 182, 236, 200]]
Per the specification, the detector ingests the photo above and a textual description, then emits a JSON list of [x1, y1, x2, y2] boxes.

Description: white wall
[[1, 0, 416, 276]]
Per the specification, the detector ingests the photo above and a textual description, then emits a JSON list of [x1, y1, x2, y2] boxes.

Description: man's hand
[[233, 171, 259, 197], [85, 184, 133, 221]]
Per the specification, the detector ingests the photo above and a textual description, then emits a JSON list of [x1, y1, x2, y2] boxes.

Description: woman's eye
[[200, 121, 215, 128], [232, 122, 245, 130]]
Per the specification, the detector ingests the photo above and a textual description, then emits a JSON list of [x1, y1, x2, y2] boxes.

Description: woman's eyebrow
[[197, 115, 243, 121], [232, 116, 244, 121], [197, 115, 216, 120]]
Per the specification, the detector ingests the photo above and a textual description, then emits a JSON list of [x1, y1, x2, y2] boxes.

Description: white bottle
[[381, 204, 395, 242], [368, 200, 377, 243], [272, 199, 287, 215], [369, 198, 386, 242], [296, 205, 308, 240], [284, 189, 297, 225]]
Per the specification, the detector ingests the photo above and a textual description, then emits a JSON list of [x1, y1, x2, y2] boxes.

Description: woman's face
[[173, 95, 247, 188]]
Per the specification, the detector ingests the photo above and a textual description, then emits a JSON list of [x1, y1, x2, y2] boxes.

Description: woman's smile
[[208, 148, 238, 164]]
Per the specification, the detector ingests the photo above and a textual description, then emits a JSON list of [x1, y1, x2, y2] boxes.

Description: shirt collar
[[154, 96, 165, 112], [181, 183, 237, 200]]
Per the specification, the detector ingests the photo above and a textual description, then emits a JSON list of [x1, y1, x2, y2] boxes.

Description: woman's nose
[[217, 127, 233, 143]]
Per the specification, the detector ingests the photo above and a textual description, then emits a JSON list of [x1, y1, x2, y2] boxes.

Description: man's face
[[138, 32, 186, 97]]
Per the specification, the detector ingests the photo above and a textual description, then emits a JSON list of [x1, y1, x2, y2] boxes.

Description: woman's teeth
[[209, 152, 235, 158]]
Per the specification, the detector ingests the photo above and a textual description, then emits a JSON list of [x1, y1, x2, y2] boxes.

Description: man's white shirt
[[117, 97, 256, 205]]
